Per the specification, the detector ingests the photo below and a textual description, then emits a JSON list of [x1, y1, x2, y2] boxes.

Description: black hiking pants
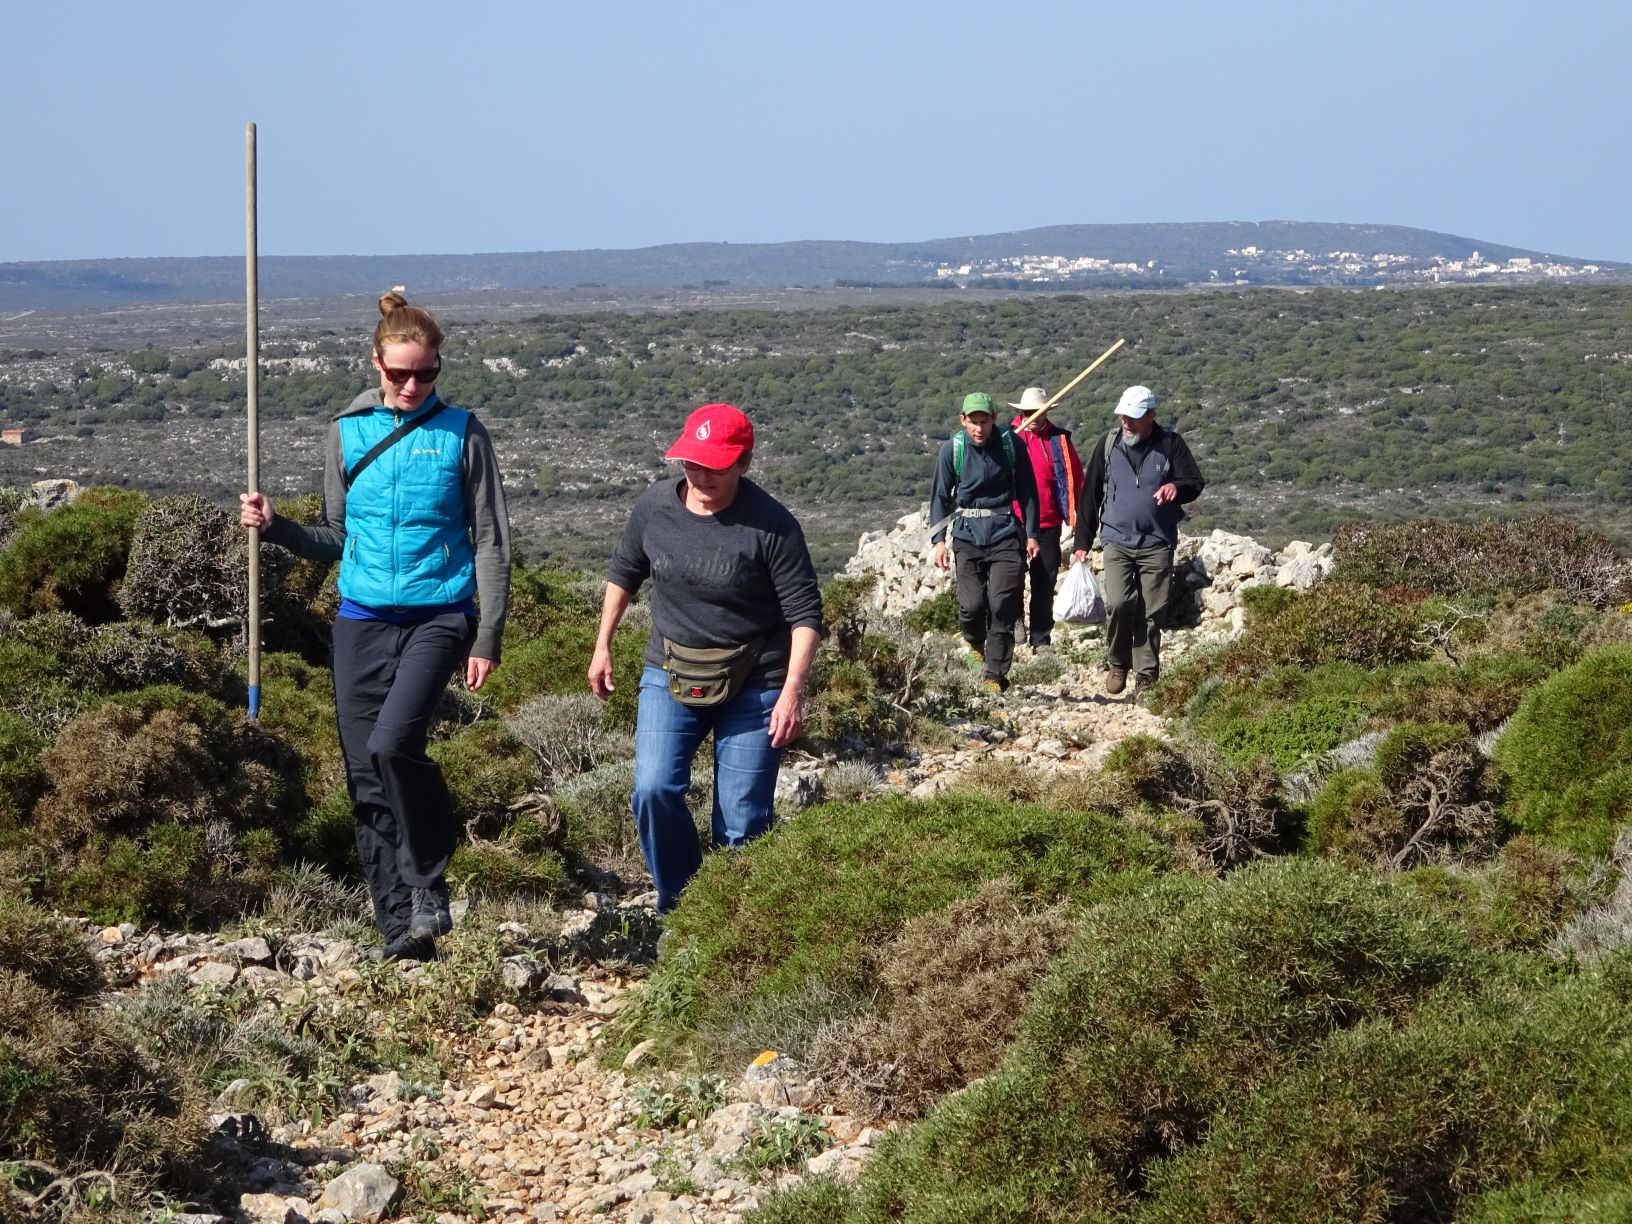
[[332, 612, 472, 941], [954, 534, 1025, 681], [1026, 525, 1064, 647]]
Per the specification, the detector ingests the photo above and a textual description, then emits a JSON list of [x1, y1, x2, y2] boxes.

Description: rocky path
[[148, 641, 1179, 1224]]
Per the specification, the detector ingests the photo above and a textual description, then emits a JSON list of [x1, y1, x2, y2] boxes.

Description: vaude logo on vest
[[696, 421, 712, 440]]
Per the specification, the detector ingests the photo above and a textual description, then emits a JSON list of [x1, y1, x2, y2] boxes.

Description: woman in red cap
[[588, 404, 825, 914]]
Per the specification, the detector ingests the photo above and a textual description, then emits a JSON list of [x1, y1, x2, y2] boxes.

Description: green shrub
[[482, 623, 644, 729], [555, 760, 640, 870], [1309, 725, 1499, 872], [1494, 643, 1632, 856], [1253, 582, 1428, 671], [608, 793, 1170, 1067], [1238, 581, 1298, 626], [33, 687, 293, 922], [1212, 691, 1369, 771], [810, 878, 1079, 1121], [1099, 735, 1286, 870], [1307, 767, 1396, 859], [0, 633, 89, 737], [820, 574, 877, 657], [0, 902, 221, 1212], [1402, 837, 1593, 953], [0, 895, 104, 1002], [1140, 959, 1632, 1224], [1379, 654, 1548, 733], [256, 651, 346, 817], [449, 815, 569, 900], [1332, 513, 1632, 608], [835, 860, 1477, 1222], [0, 486, 144, 622], [903, 588, 958, 634], [0, 713, 45, 829], [429, 719, 537, 836], [503, 564, 602, 639]]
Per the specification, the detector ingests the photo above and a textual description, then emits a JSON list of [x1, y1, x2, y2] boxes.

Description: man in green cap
[[929, 392, 1040, 693]]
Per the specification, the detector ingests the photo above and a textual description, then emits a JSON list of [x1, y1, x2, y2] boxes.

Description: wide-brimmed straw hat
[[1008, 387, 1050, 413]]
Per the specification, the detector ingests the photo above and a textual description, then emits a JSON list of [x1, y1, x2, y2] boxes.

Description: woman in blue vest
[[240, 292, 512, 961]]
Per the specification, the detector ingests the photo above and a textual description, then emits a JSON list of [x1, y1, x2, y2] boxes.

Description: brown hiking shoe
[[1104, 666, 1128, 695]]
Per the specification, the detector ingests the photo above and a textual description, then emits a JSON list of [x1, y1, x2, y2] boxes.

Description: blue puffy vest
[[338, 398, 476, 608]]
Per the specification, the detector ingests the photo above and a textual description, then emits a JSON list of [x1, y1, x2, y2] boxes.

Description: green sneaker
[[964, 643, 986, 669]]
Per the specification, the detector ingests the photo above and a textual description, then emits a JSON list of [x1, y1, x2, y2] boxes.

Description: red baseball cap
[[665, 403, 755, 468]]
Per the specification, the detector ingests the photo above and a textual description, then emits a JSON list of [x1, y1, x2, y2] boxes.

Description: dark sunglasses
[[378, 358, 441, 386]]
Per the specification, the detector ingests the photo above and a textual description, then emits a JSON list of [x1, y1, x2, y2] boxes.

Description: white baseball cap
[[1115, 385, 1157, 418]]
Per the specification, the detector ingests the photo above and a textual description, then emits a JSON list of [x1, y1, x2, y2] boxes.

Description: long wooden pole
[[245, 123, 262, 720], [1020, 337, 1127, 429]]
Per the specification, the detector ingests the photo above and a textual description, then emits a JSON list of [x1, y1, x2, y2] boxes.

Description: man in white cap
[[1008, 387, 1084, 655], [1071, 385, 1205, 698]]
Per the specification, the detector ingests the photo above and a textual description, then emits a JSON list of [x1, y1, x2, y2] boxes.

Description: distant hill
[[1, 221, 1625, 311]]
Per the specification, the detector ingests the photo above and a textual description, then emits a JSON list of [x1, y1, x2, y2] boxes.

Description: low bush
[[1238, 581, 1298, 626], [0, 486, 145, 622], [118, 494, 280, 634], [903, 588, 958, 635], [820, 573, 877, 657], [810, 878, 1079, 1121], [1494, 643, 1632, 857], [1252, 581, 1429, 671], [507, 692, 632, 786], [1332, 513, 1632, 609], [803, 860, 1478, 1222], [555, 760, 641, 870], [32, 687, 294, 923], [449, 815, 570, 901], [0, 712, 45, 829], [1, 897, 223, 1218], [607, 793, 1170, 1068], [1140, 958, 1632, 1223], [429, 719, 537, 837], [482, 622, 645, 729], [805, 626, 974, 750], [1099, 735, 1287, 869], [1309, 725, 1501, 872]]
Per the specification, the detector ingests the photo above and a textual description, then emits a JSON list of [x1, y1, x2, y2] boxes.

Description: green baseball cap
[[961, 392, 994, 417]]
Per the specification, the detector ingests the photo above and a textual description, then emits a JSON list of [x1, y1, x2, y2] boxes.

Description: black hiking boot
[[409, 882, 452, 940], [367, 932, 437, 963]]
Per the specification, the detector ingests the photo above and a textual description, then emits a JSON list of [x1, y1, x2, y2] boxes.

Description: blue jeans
[[632, 666, 783, 913]]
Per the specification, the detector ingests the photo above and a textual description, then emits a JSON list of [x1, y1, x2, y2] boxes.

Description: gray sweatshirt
[[607, 476, 825, 688]]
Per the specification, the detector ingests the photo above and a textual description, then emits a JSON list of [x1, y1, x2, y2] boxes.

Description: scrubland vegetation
[[5, 283, 1632, 572], [7, 471, 1632, 1219]]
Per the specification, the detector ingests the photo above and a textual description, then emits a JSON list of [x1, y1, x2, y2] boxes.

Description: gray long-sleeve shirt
[[262, 389, 512, 661], [607, 476, 825, 688]]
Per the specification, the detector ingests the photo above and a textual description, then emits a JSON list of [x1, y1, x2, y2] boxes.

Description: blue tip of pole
[[248, 685, 261, 721]]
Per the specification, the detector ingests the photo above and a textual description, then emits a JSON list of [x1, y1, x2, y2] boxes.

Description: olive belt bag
[[662, 636, 764, 707]]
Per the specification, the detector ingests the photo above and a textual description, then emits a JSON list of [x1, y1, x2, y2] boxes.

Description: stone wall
[[840, 504, 1335, 632]]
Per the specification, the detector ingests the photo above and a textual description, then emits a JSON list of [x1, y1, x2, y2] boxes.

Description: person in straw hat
[[1008, 386, 1085, 656]]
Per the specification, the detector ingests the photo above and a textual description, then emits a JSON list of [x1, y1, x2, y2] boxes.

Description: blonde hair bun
[[378, 290, 409, 317]]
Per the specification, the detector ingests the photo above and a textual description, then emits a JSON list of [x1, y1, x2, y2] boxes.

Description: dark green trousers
[[1101, 542, 1174, 683]]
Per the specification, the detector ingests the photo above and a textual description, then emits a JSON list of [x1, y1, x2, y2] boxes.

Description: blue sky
[[3, 0, 1626, 263]]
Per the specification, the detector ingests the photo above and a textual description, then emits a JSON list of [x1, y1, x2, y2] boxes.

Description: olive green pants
[[1101, 542, 1174, 683]]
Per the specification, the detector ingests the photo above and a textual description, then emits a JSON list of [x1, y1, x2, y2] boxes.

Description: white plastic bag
[[1053, 559, 1105, 626]]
